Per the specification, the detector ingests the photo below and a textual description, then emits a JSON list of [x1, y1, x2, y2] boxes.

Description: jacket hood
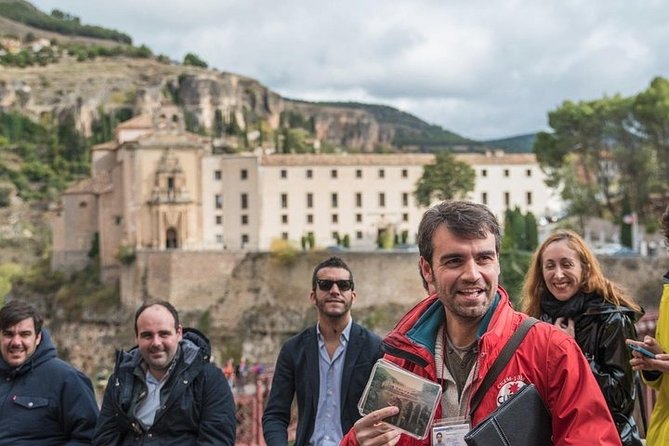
[[0, 328, 57, 376]]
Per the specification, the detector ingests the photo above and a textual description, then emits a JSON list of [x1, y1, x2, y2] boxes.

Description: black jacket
[[541, 293, 643, 446], [262, 321, 382, 446], [0, 329, 99, 445], [93, 328, 236, 446]]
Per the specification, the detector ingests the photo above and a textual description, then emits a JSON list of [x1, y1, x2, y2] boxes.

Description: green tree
[[502, 207, 538, 252], [631, 76, 669, 192], [620, 196, 633, 248], [525, 212, 538, 251], [414, 151, 475, 206], [502, 207, 525, 250], [535, 83, 666, 227], [183, 52, 208, 68]]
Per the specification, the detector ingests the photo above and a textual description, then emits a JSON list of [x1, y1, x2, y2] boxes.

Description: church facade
[[51, 108, 561, 282]]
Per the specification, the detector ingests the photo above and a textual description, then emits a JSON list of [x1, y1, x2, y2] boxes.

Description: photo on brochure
[[358, 359, 442, 439]]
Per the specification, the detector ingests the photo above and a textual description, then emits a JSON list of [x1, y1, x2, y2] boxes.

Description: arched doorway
[[166, 227, 178, 249]]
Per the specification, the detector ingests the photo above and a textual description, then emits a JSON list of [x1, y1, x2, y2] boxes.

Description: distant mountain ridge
[[483, 133, 536, 153], [0, 0, 536, 154]]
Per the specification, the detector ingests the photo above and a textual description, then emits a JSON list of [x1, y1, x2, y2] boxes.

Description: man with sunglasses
[[263, 256, 382, 446]]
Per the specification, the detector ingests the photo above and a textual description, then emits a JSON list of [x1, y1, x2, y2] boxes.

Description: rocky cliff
[[0, 55, 475, 152]]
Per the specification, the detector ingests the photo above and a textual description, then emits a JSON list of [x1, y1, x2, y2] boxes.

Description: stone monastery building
[[51, 107, 562, 282]]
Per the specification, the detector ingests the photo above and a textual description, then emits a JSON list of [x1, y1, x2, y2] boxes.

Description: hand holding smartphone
[[627, 343, 656, 359]]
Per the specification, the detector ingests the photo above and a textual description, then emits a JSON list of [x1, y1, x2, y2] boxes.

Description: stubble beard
[[439, 283, 495, 322]]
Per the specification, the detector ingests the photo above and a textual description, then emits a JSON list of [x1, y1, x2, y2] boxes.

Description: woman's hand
[[353, 406, 402, 446], [627, 336, 669, 373], [554, 317, 575, 338]]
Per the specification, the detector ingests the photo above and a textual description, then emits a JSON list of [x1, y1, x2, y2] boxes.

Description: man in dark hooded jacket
[[94, 299, 236, 445], [0, 300, 99, 445]]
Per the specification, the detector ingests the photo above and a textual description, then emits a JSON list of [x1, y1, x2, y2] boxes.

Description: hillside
[[483, 133, 536, 153], [0, 0, 131, 44]]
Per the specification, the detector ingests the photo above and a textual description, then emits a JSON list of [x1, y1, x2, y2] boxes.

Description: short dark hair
[[0, 300, 43, 334], [417, 200, 501, 267], [311, 256, 354, 291], [134, 300, 180, 336], [662, 205, 669, 246]]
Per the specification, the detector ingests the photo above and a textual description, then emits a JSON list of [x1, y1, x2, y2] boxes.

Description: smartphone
[[628, 343, 656, 359]]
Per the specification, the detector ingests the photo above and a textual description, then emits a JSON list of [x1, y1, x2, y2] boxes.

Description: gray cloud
[[30, 0, 669, 139]]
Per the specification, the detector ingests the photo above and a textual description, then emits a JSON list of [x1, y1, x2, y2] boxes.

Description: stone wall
[[48, 251, 668, 383]]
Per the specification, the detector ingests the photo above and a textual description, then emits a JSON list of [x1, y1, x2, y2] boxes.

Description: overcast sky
[[29, 0, 669, 140]]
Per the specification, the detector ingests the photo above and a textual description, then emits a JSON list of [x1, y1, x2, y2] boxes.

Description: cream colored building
[[52, 110, 562, 281]]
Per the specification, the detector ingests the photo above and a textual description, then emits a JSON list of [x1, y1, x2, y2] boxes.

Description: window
[[379, 169, 385, 178], [356, 169, 362, 178], [401, 169, 408, 178], [526, 191, 533, 206], [281, 214, 288, 224], [216, 215, 223, 225], [526, 169, 532, 177], [241, 234, 249, 245], [241, 169, 248, 180], [215, 194, 223, 209], [332, 214, 338, 224], [356, 213, 362, 223], [402, 192, 409, 207], [241, 215, 249, 225], [241, 193, 248, 210], [114, 215, 123, 225], [504, 192, 510, 207], [281, 232, 288, 240], [504, 169, 510, 177], [481, 169, 487, 177], [280, 169, 287, 179], [355, 192, 362, 207], [379, 192, 386, 207], [332, 231, 339, 240], [481, 192, 488, 205], [402, 213, 409, 222], [306, 169, 313, 179], [306, 214, 313, 224], [331, 169, 338, 178], [331, 193, 338, 208], [306, 193, 313, 208], [214, 170, 222, 180], [356, 231, 363, 240], [167, 176, 175, 191], [79, 201, 87, 208], [216, 234, 223, 243], [281, 193, 288, 208]]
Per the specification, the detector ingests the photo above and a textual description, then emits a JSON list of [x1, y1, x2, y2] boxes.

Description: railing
[[233, 370, 296, 446]]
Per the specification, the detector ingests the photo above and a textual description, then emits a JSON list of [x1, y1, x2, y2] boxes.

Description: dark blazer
[[262, 321, 382, 446]]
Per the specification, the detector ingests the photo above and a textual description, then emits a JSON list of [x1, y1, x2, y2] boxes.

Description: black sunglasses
[[316, 279, 354, 292]]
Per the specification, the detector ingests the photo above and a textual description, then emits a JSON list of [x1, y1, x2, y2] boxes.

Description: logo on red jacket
[[496, 379, 527, 406]]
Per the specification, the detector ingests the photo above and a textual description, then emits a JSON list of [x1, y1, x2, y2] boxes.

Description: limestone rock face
[[0, 57, 396, 151]]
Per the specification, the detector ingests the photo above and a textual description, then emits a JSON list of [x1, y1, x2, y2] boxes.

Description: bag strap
[[468, 317, 539, 418]]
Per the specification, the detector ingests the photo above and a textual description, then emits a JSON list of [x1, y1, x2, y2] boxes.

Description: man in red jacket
[[343, 200, 621, 446]]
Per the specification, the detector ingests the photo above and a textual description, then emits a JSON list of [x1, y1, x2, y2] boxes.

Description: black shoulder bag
[[463, 317, 553, 446]]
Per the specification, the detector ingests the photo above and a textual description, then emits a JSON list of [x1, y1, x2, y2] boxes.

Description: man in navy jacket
[[0, 300, 99, 445], [94, 300, 236, 445], [263, 256, 382, 446]]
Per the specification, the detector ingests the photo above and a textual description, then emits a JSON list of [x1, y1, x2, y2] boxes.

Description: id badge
[[432, 418, 471, 446]]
